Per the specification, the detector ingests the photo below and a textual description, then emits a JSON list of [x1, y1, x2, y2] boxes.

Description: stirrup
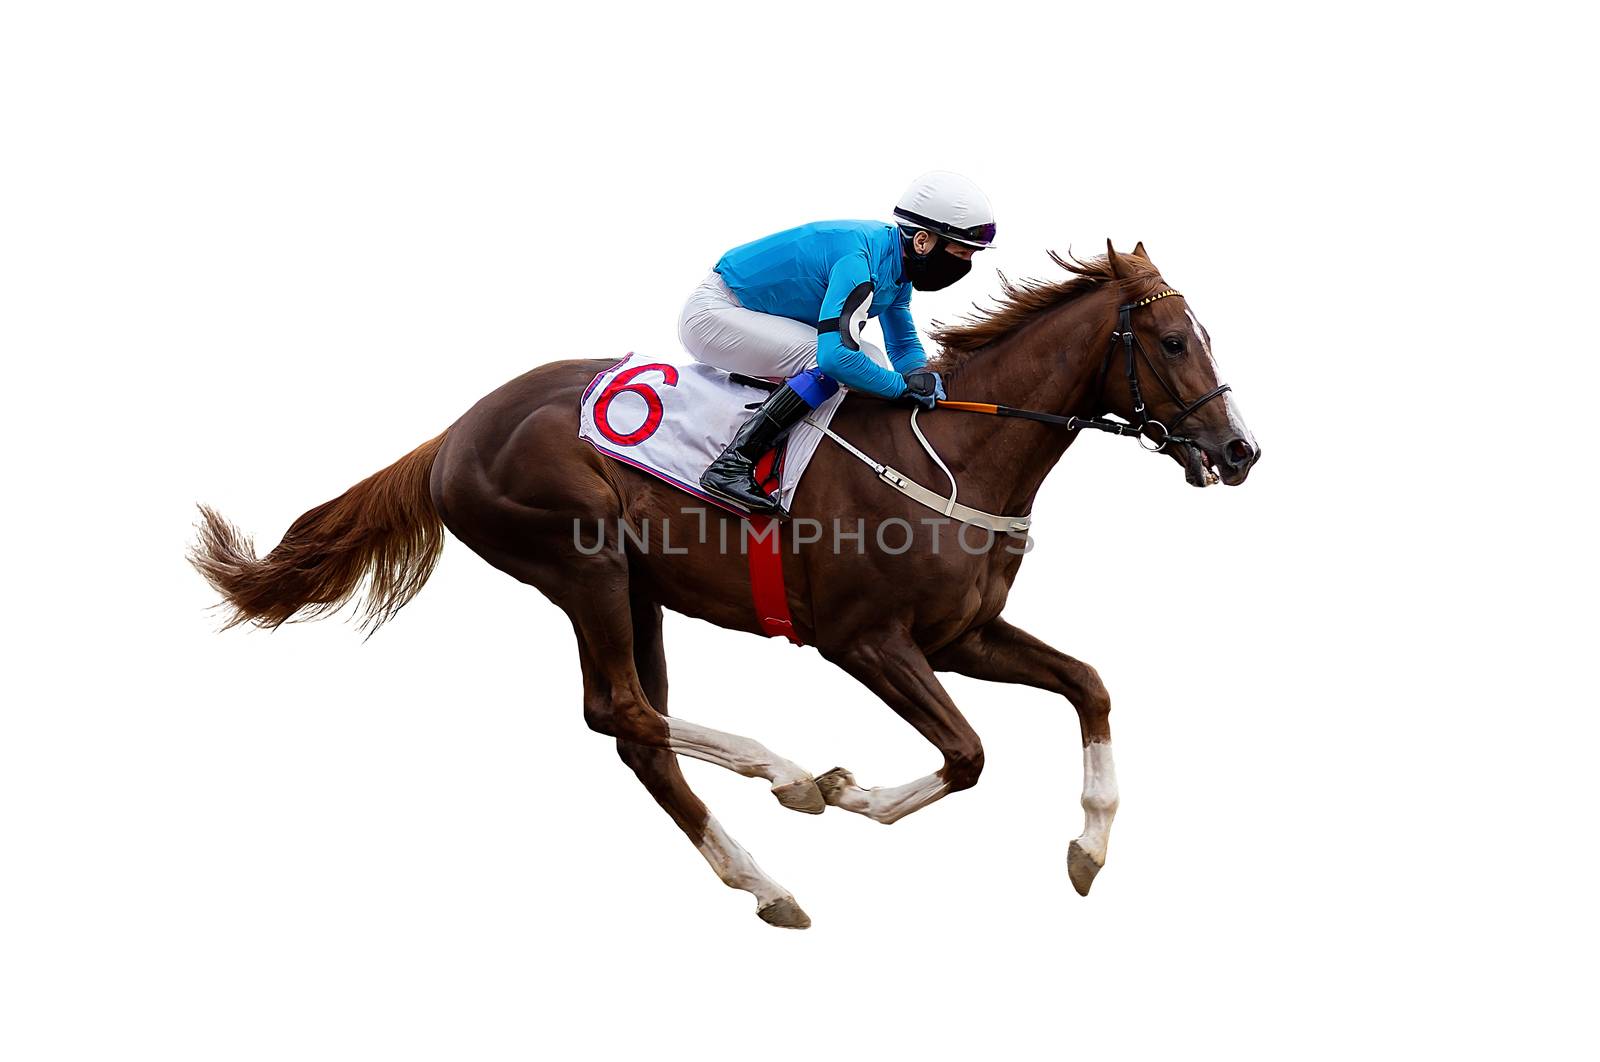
[[701, 478, 786, 518], [700, 451, 785, 512]]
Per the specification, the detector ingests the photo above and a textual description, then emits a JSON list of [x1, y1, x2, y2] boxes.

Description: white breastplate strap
[[806, 408, 1032, 535]]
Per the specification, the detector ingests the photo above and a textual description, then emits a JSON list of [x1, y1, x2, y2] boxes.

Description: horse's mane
[[929, 250, 1162, 368]]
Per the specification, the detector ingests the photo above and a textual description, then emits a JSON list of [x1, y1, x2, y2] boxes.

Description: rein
[[937, 289, 1231, 455], [805, 289, 1232, 533], [806, 411, 1032, 535]]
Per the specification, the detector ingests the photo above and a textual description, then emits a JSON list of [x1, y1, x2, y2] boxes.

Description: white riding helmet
[[893, 170, 997, 248]]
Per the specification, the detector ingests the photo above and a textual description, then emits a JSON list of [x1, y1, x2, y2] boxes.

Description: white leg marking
[[696, 816, 789, 906], [823, 771, 949, 824], [1075, 741, 1120, 865], [665, 719, 811, 787]]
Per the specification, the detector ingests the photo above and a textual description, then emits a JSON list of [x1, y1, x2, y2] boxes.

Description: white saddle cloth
[[577, 353, 845, 513]]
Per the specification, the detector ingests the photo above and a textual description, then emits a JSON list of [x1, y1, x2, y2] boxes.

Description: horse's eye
[[1162, 336, 1185, 356]]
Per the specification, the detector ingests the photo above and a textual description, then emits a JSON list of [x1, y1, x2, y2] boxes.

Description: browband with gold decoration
[[1129, 288, 1182, 308]]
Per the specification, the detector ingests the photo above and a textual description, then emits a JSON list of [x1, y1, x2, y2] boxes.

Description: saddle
[[577, 353, 844, 516]]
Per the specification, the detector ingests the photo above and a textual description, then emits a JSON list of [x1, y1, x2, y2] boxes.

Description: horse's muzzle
[[1179, 435, 1259, 487], [1220, 436, 1260, 486]]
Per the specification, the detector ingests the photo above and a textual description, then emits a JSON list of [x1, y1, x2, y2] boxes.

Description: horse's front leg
[[816, 631, 984, 825], [927, 618, 1118, 896]]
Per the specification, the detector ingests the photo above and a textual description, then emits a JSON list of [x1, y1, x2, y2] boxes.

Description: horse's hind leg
[[614, 595, 809, 928], [547, 549, 825, 814]]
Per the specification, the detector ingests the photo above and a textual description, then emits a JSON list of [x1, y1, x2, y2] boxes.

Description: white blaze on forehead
[[1184, 305, 1256, 448], [1184, 307, 1214, 361]]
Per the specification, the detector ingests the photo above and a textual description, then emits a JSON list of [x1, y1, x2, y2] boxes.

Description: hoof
[[1067, 840, 1104, 897], [771, 778, 825, 814], [757, 896, 812, 929], [814, 766, 856, 806]]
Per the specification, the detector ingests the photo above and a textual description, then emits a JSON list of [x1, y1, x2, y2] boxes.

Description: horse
[[190, 241, 1260, 928]]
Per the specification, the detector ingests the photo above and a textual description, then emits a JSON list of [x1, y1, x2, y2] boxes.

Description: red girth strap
[[747, 449, 801, 645]]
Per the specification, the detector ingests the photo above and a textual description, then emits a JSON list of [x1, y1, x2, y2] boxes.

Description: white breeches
[[678, 270, 887, 379]]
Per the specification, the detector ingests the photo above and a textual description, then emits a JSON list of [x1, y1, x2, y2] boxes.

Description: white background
[[3, 2, 1596, 1059]]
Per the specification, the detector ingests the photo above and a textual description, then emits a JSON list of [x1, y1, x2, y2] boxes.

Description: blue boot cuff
[[790, 367, 840, 409]]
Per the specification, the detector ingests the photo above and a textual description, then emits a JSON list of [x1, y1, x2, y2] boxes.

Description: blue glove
[[900, 370, 946, 411]]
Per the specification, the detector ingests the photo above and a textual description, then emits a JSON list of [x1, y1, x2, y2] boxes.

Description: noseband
[[936, 288, 1231, 455]]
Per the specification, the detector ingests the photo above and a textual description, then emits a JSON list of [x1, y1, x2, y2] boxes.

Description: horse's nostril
[[1225, 438, 1256, 467]]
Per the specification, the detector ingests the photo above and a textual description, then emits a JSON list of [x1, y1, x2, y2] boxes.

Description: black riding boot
[[699, 383, 811, 516]]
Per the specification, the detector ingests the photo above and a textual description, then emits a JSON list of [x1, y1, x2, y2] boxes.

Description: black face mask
[[901, 233, 973, 292]]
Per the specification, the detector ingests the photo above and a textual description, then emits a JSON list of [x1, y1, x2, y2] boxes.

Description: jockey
[[681, 170, 996, 515]]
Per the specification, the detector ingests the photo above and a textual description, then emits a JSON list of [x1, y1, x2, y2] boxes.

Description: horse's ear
[[1105, 238, 1125, 278], [1132, 241, 1149, 260]]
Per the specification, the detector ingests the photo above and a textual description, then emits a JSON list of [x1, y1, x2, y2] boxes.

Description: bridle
[[936, 288, 1231, 454], [1098, 288, 1232, 451], [817, 287, 1233, 533]]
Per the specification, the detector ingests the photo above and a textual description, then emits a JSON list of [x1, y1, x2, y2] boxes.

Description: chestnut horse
[[191, 243, 1259, 928]]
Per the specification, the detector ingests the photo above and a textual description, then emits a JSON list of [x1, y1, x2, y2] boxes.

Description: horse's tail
[[189, 432, 449, 633]]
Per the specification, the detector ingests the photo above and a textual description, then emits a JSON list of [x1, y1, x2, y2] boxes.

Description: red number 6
[[594, 362, 679, 446]]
